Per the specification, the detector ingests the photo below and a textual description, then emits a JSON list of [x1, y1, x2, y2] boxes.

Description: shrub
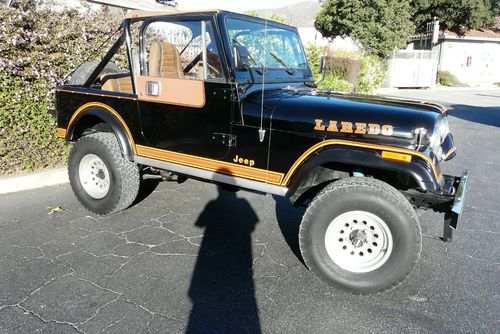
[[305, 44, 385, 94], [357, 55, 385, 93], [0, 3, 121, 175], [305, 44, 352, 91], [0, 75, 70, 173], [437, 71, 463, 87]]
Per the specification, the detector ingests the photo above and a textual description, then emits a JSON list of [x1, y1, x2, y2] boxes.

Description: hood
[[241, 88, 443, 148]]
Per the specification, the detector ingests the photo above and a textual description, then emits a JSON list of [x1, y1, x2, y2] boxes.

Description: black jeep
[[53, 10, 468, 294]]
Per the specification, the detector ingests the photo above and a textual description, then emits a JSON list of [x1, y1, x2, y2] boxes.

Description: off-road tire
[[68, 132, 140, 215], [299, 177, 422, 294]]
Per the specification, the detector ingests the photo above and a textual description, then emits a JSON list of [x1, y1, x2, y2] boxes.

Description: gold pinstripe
[[57, 89, 137, 100], [67, 102, 137, 155], [59, 101, 443, 187], [281, 139, 442, 185], [443, 146, 457, 160], [136, 145, 284, 184]]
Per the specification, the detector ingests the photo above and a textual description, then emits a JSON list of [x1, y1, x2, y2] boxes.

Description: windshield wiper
[[232, 39, 265, 75], [270, 52, 296, 75]]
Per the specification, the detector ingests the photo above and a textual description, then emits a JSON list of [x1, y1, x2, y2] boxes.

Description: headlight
[[430, 130, 442, 158], [429, 116, 450, 160], [438, 116, 449, 139]]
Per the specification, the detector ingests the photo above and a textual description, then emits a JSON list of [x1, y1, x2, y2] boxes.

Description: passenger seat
[[149, 41, 184, 78]]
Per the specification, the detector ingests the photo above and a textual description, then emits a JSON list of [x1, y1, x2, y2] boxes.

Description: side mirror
[[319, 55, 326, 74], [315, 55, 327, 86], [234, 45, 250, 71]]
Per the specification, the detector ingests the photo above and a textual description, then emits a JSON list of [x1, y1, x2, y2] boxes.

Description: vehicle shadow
[[131, 178, 160, 207], [186, 186, 261, 334], [448, 104, 500, 128], [273, 195, 306, 265]]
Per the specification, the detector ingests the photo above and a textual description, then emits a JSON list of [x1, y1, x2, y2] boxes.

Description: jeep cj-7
[[52, 10, 468, 294]]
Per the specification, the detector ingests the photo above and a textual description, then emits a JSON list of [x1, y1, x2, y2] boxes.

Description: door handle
[[145, 81, 160, 96]]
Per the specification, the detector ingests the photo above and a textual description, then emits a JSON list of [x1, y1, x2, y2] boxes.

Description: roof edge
[[125, 9, 221, 20]]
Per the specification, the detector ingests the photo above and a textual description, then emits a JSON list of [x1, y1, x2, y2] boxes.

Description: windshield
[[225, 18, 308, 71]]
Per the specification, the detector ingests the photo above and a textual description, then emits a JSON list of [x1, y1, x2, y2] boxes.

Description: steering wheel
[[183, 44, 221, 77]]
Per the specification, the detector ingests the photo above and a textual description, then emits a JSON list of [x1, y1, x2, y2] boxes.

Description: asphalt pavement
[[0, 89, 499, 333]]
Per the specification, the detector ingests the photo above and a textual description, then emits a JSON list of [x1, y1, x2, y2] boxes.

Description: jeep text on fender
[[53, 10, 468, 294]]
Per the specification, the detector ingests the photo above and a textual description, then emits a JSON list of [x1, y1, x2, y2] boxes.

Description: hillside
[[254, 0, 321, 27]]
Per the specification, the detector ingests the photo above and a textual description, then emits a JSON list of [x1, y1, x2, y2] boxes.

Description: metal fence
[[384, 50, 439, 88]]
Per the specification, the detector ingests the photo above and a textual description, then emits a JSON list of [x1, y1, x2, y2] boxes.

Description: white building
[[407, 28, 500, 86]]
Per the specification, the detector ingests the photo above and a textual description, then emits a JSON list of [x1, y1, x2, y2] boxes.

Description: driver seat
[[149, 41, 185, 79]]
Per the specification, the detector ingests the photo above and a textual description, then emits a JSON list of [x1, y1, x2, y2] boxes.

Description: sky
[[68, 0, 308, 13], [175, 0, 306, 11]]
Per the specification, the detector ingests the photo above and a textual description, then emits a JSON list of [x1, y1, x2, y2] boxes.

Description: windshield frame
[[218, 12, 314, 84]]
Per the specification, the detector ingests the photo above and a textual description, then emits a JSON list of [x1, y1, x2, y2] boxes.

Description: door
[[137, 18, 233, 160]]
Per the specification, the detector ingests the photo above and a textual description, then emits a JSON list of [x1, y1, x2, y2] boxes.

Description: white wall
[[438, 39, 500, 85]]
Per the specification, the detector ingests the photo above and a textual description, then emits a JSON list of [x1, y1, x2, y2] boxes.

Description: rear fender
[[66, 107, 135, 161]]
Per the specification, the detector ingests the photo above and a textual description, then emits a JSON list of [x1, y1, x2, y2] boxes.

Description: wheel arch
[[66, 105, 136, 161], [286, 145, 440, 206]]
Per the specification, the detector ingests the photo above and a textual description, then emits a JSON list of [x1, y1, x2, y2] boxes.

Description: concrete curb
[[0, 167, 69, 195]]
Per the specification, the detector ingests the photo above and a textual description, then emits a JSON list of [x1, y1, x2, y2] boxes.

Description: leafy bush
[[0, 75, 69, 173], [305, 44, 385, 94], [0, 3, 121, 175], [305, 44, 352, 91], [357, 55, 385, 93], [437, 71, 463, 87]]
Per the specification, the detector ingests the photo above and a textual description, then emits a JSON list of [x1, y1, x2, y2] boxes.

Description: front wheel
[[299, 177, 421, 294], [68, 132, 140, 215]]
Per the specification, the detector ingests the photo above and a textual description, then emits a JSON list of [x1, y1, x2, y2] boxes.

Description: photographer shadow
[[186, 186, 261, 334]]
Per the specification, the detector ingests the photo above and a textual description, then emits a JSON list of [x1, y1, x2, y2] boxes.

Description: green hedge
[[437, 70, 463, 87], [305, 44, 385, 94], [0, 4, 120, 175]]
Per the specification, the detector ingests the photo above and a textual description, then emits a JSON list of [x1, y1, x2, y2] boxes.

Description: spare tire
[[68, 60, 121, 85]]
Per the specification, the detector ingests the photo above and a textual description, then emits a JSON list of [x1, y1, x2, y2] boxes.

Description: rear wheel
[[68, 132, 140, 215], [299, 177, 421, 294]]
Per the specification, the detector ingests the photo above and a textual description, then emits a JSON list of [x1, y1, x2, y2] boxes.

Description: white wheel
[[324, 211, 393, 273], [299, 177, 421, 294], [68, 132, 140, 215], [78, 153, 111, 199]]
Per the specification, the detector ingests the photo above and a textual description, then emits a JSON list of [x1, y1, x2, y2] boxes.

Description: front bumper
[[450, 171, 468, 221], [402, 170, 469, 241], [443, 171, 468, 241]]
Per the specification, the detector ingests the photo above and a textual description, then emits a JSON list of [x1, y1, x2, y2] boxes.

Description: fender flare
[[285, 145, 441, 198], [66, 103, 136, 160]]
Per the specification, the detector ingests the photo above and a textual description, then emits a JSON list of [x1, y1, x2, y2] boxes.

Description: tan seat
[[149, 41, 184, 78], [101, 73, 133, 93]]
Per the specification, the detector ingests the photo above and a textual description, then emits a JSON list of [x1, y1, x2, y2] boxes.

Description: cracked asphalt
[[1, 89, 499, 333]]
